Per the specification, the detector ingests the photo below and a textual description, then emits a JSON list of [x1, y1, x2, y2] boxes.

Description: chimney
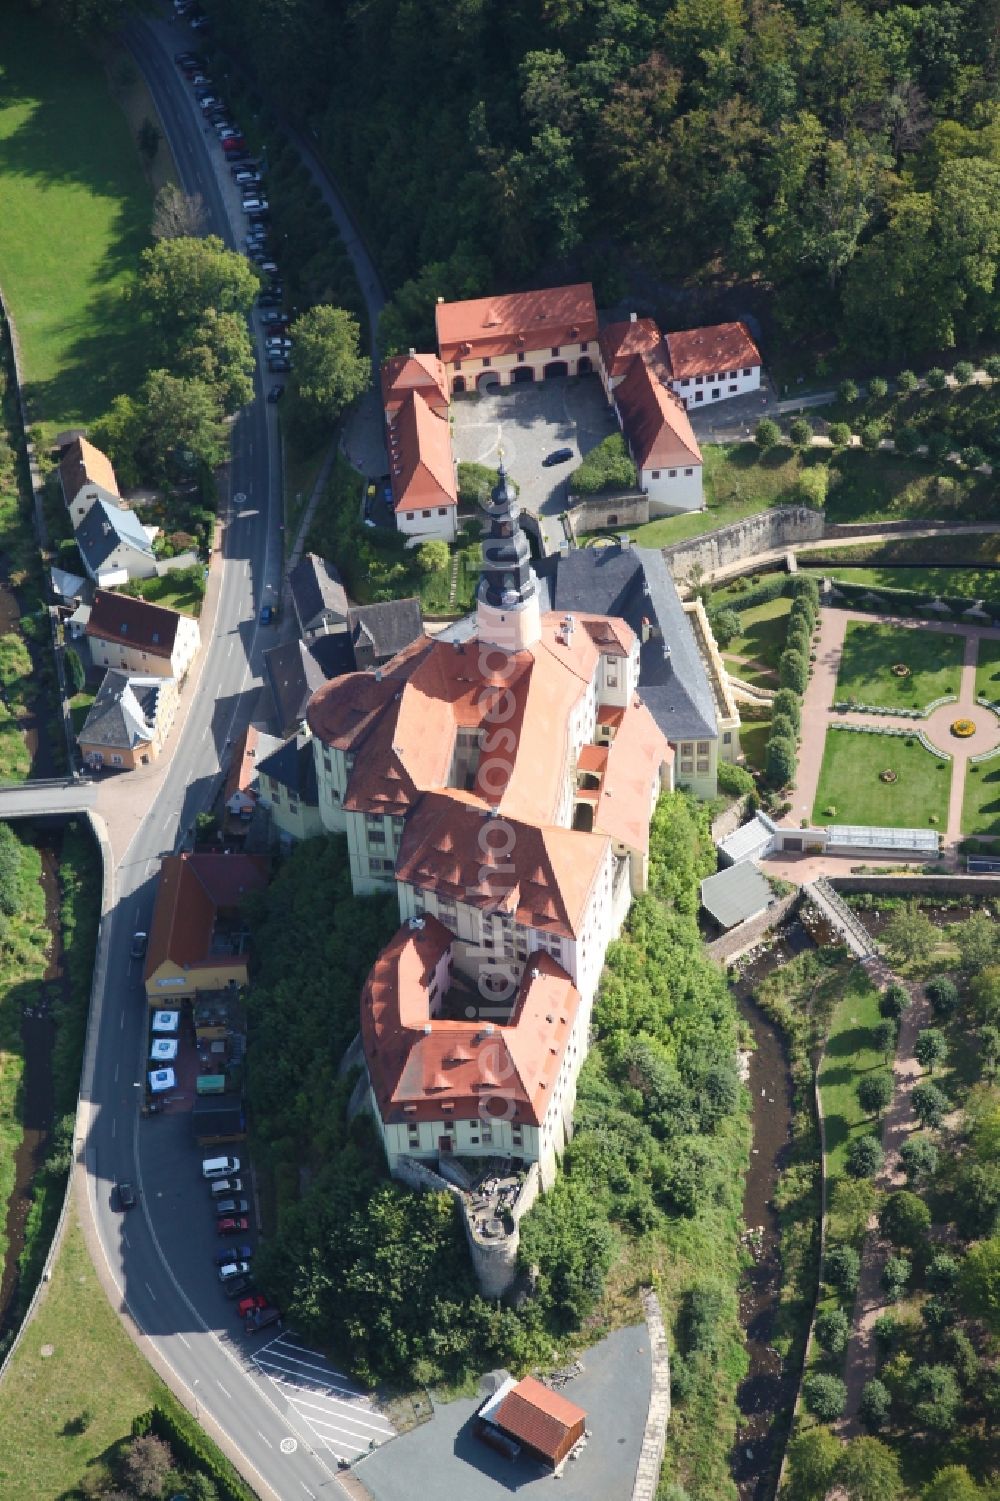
[[662, 644, 672, 675], [408, 347, 416, 356], [374, 669, 382, 682], [437, 295, 444, 303], [630, 312, 637, 323]]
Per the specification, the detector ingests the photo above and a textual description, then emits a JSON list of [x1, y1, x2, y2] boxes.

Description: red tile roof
[[435, 283, 598, 364], [380, 352, 449, 416], [494, 1377, 586, 1464], [144, 853, 269, 979], [59, 436, 119, 504], [664, 321, 761, 380], [87, 589, 185, 659], [614, 356, 702, 471], [387, 390, 458, 514], [224, 725, 262, 805], [362, 919, 583, 1127], [598, 317, 664, 380], [594, 696, 673, 853]]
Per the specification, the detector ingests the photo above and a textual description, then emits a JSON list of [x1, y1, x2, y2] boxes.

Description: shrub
[[797, 466, 829, 516], [912, 1081, 948, 1129], [874, 1312, 898, 1347], [826, 1242, 861, 1295], [839, 378, 859, 404], [791, 574, 820, 608], [570, 431, 637, 494], [815, 1306, 850, 1355], [765, 734, 797, 789], [907, 1363, 960, 1432], [65, 646, 86, 695], [770, 712, 798, 746], [679, 1284, 727, 1354], [983, 355, 1000, 380], [717, 760, 756, 798], [952, 360, 974, 385], [953, 1163, 1000, 1239], [803, 1371, 847, 1420], [754, 417, 782, 451], [789, 416, 813, 447], [926, 1251, 960, 1292], [925, 976, 958, 1018], [858, 1071, 894, 1118], [960, 446, 985, 470], [868, 376, 889, 400], [880, 982, 911, 1020], [848, 1134, 885, 1179], [859, 419, 884, 452], [878, 1190, 931, 1249], [828, 421, 852, 449], [900, 1135, 939, 1184], [860, 1378, 892, 1431], [773, 687, 802, 729], [896, 369, 919, 392], [709, 606, 742, 648], [926, 367, 949, 391], [883, 1254, 911, 1300], [922, 1294, 954, 1333], [779, 647, 808, 694], [894, 424, 921, 457]]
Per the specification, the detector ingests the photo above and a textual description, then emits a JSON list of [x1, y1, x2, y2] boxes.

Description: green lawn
[[68, 692, 96, 736], [818, 969, 885, 1182], [725, 596, 792, 673], [122, 573, 203, 617], [627, 443, 809, 548], [0, 9, 152, 439], [804, 565, 1000, 605], [813, 730, 952, 828], [835, 620, 964, 710], [739, 717, 771, 772], [961, 756, 1000, 835], [0, 700, 31, 782], [975, 638, 1000, 703]]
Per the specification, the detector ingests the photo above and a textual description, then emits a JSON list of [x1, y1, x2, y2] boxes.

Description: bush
[[960, 446, 985, 470], [679, 1285, 727, 1354], [789, 416, 813, 447], [803, 1371, 847, 1420], [858, 1071, 894, 1118], [773, 687, 802, 729], [859, 419, 884, 452], [925, 976, 958, 1018], [765, 734, 797, 789], [860, 1378, 892, 1431], [896, 369, 919, 392], [754, 417, 782, 451], [952, 360, 974, 385], [64, 646, 86, 695], [797, 464, 830, 508], [894, 424, 921, 457], [570, 431, 637, 494], [847, 1134, 884, 1179], [880, 982, 911, 1020], [826, 1242, 861, 1296], [779, 647, 808, 694], [816, 1306, 850, 1355], [926, 1251, 960, 1292], [791, 575, 820, 608], [926, 367, 949, 391], [883, 1254, 911, 1300], [908, 1363, 960, 1432], [839, 378, 859, 404], [717, 760, 756, 798], [709, 607, 742, 648], [868, 376, 889, 400], [770, 712, 798, 746], [132, 1408, 255, 1501], [874, 1312, 898, 1347], [984, 355, 1000, 380], [828, 421, 852, 448]]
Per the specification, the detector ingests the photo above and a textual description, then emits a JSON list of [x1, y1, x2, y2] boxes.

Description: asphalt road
[[78, 17, 348, 1500]]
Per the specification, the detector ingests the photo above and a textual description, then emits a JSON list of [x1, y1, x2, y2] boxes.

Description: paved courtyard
[[451, 375, 618, 550], [358, 1325, 651, 1501]]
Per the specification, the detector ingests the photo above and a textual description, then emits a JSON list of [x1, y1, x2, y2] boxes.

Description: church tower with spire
[[476, 458, 541, 653]]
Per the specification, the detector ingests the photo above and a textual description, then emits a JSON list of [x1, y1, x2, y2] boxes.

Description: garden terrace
[[834, 622, 964, 712], [813, 730, 951, 830]]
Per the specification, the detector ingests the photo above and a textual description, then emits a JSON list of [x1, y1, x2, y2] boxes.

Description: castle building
[[306, 466, 674, 1184]]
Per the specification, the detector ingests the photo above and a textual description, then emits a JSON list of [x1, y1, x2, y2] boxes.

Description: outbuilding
[[477, 1375, 586, 1470]]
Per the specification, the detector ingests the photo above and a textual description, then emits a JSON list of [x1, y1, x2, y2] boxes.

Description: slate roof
[[546, 542, 718, 742], [256, 729, 318, 801], [346, 597, 423, 663], [263, 634, 354, 731], [86, 589, 184, 659], [78, 670, 164, 751], [288, 553, 348, 634], [76, 497, 155, 575]]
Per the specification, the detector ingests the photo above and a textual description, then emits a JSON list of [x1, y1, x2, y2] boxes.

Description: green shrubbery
[[570, 432, 637, 494]]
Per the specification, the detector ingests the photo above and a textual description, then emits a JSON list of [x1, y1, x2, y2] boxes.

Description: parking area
[[247, 1331, 395, 1462], [451, 375, 618, 548], [357, 1324, 651, 1501]]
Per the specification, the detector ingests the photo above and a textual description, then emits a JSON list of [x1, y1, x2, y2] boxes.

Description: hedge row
[[826, 578, 1000, 624], [764, 577, 820, 788], [713, 573, 793, 614], [133, 1406, 257, 1501]]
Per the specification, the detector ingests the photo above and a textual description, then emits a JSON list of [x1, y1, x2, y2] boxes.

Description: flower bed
[[951, 718, 976, 738]]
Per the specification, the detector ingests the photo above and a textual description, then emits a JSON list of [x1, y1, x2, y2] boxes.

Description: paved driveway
[[451, 376, 617, 550], [357, 1324, 651, 1501]]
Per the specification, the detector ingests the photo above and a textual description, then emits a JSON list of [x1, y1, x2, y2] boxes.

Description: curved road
[[76, 18, 351, 1500]]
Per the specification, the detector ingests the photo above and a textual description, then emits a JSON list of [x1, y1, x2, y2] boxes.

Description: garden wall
[[664, 506, 823, 582], [830, 875, 1000, 897], [706, 889, 802, 966], [568, 491, 649, 533]]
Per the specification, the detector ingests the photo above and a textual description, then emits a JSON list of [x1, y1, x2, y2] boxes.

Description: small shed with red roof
[[478, 1374, 586, 1469]]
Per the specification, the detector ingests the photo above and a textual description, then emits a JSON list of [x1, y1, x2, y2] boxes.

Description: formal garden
[[812, 731, 953, 830], [834, 623, 965, 714]]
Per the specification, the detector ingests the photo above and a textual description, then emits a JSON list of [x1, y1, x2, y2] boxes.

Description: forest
[[192, 0, 1000, 367]]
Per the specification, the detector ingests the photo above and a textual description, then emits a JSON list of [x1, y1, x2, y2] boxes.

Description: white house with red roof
[[305, 467, 674, 1182], [599, 313, 762, 408], [380, 350, 459, 545], [434, 283, 599, 395], [612, 354, 704, 512]]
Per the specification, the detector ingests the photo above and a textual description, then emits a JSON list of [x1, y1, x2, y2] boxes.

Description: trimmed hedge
[[711, 574, 793, 614], [133, 1406, 257, 1501], [828, 577, 999, 623]]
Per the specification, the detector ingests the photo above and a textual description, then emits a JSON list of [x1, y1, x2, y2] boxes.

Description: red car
[[217, 1215, 250, 1236], [238, 1293, 267, 1319], [222, 138, 247, 155]]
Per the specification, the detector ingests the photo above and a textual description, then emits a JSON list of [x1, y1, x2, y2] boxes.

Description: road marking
[[178, 1333, 191, 1349], [257, 1430, 273, 1448], [114, 1063, 119, 1083], [120, 1010, 125, 1030], [299, 1485, 313, 1497], [112, 1118, 116, 1138], [255, 1376, 391, 1436], [122, 1231, 129, 1248], [217, 1381, 232, 1399], [280, 1437, 297, 1454], [144, 1281, 157, 1301]]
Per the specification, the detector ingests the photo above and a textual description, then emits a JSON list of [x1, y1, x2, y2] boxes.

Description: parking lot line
[[258, 1381, 391, 1436], [255, 1344, 355, 1385], [252, 1358, 391, 1422]]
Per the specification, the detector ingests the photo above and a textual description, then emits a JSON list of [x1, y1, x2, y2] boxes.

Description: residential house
[[346, 598, 423, 670], [143, 852, 269, 1004], [662, 321, 762, 408], [59, 436, 123, 529], [262, 633, 355, 738], [435, 284, 599, 394], [386, 388, 458, 546], [77, 670, 178, 771], [255, 729, 324, 843], [305, 467, 673, 1182], [224, 724, 283, 820], [288, 553, 349, 638], [381, 350, 449, 418], [612, 353, 704, 513], [75, 498, 158, 585], [597, 314, 664, 398], [86, 589, 201, 683]]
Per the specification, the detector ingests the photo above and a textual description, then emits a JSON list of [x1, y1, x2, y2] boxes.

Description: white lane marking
[[120, 1010, 125, 1029], [256, 1376, 391, 1435], [114, 1063, 119, 1083], [299, 1485, 313, 1496], [217, 1381, 232, 1399], [257, 1429, 273, 1448], [258, 1346, 354, 1383], [252, 1358, 388, 1415], [178, 1333, 191, 1349], [122, 1231, 129, 1248], [112, 1118, 116, 1138], [144, 1281, 157, 1301]]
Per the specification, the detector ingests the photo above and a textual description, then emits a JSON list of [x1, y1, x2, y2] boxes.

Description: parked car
[[241, 197, 269, 213], [190, 12, 212, 30], [209, 1177, 243, 1197], [257, 260, 280, 276], [233, 170, 262, 187], [542, 447, 574, 467], [265, 336, 292, 351], [174, 50, 201, 64], [189, 72, 212, 87], [223, 1275, 255, 1300], [219, 1260, 251, 1283], [222, 138, 248, 155], [267, 385, 285, 404], [267, 356, 291, 373], [202, 1155, 240, 1179], [117, 1181, 137, 1211], [198, 95, 222, 113], [262, 313, 289, 330], [217, 127, 242, 142], [257, 290, 282, 308], [215, 1198, 249, 1217], [226, 149, 250, 164], [238, 1293, 267, 1318], [217, 1216, 250, 1236], [245, 1306, 282, 1334], [215, 1245, 253, 1266], [130, 931, 147, 959], [259, 605, 273, 625]]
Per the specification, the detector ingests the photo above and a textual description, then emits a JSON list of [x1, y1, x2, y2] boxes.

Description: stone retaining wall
[[706, 889, 801, 966], [568, 491, 649, 534], [663, 506, 823, 583], [831, 875, 1000, 897], [631, 1289, 671, 1501]]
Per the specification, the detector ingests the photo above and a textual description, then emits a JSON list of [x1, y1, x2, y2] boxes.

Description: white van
[[210, 1177, 243, 1198], [202, 1155, 240, 1180]]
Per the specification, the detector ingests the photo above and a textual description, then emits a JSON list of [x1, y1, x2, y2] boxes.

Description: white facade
[[67, 482, 122, 530], [641, 463, 704, 515], [396, 505, 458, 546], [446, 342, 596, 396], [87, 611, 200, 684], [672, 364, 760, 408]]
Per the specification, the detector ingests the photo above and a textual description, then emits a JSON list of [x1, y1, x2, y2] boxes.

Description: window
[[517, 351, 525, 363], [668, 468, 677, 478], [422, 509, 431, 518], [407, 1124, 420, 1147], [551, 346, 561, 356], [454, 360, 462, 371], [712, 389, 720, 399], [697, 742, 709, 755], [729, 385, 737, 393], [512, 1124, 523, 1147], [729, 370, 737, 379], [695, 375, 703, 385], [684, 467, 694, 476], [607, 669, 618, 687], [482, 1122, 493, 1145], [288, 797, 299, 813], [723, 731, 732, 745], [580, 341, 589, 351], [111, 754, 123, 767], [482, 357, 492, 367], [368, 829, 386, 845], [680, 761, 693, 775], [438, 507, 447, 515], [682, 378, 691, 387], [651, 470, 660, 479], [742, 367, 752, 376], [697, 759, 709, 774], [406, 512, 414, 521], [695, 392, 703, 402]]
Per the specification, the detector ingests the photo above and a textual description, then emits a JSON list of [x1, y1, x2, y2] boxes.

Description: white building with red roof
[[612, 354, 704, 513], [435, 283, 598, 395], [305, 467, 674, 1182], [385, 386, 459, 545]]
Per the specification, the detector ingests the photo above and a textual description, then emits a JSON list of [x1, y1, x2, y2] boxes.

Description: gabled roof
[[144, 853, 269, 978], [493, 1377, 586, 1462], [380, 352, 449, 416], [346, 597, 424, 662], [614, 355, 702, 471], [78, 670, 165, 751], [76, 497, 155, 574], [700, 862, 773, 929], [263, 635, 354, 731], [224, 724, 282, 805], [59, 436, 119, 505], [435, 283, 598, 364], [288, 553, 349, 632], [86, 588, 184, 658], [387, 390, 457, 513], [598, 317, 664, 380], [663, 321, 761, 380], [593, 696, 673, 853], [256, 729, 318, 800], [362, 919, 583, 1126]]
